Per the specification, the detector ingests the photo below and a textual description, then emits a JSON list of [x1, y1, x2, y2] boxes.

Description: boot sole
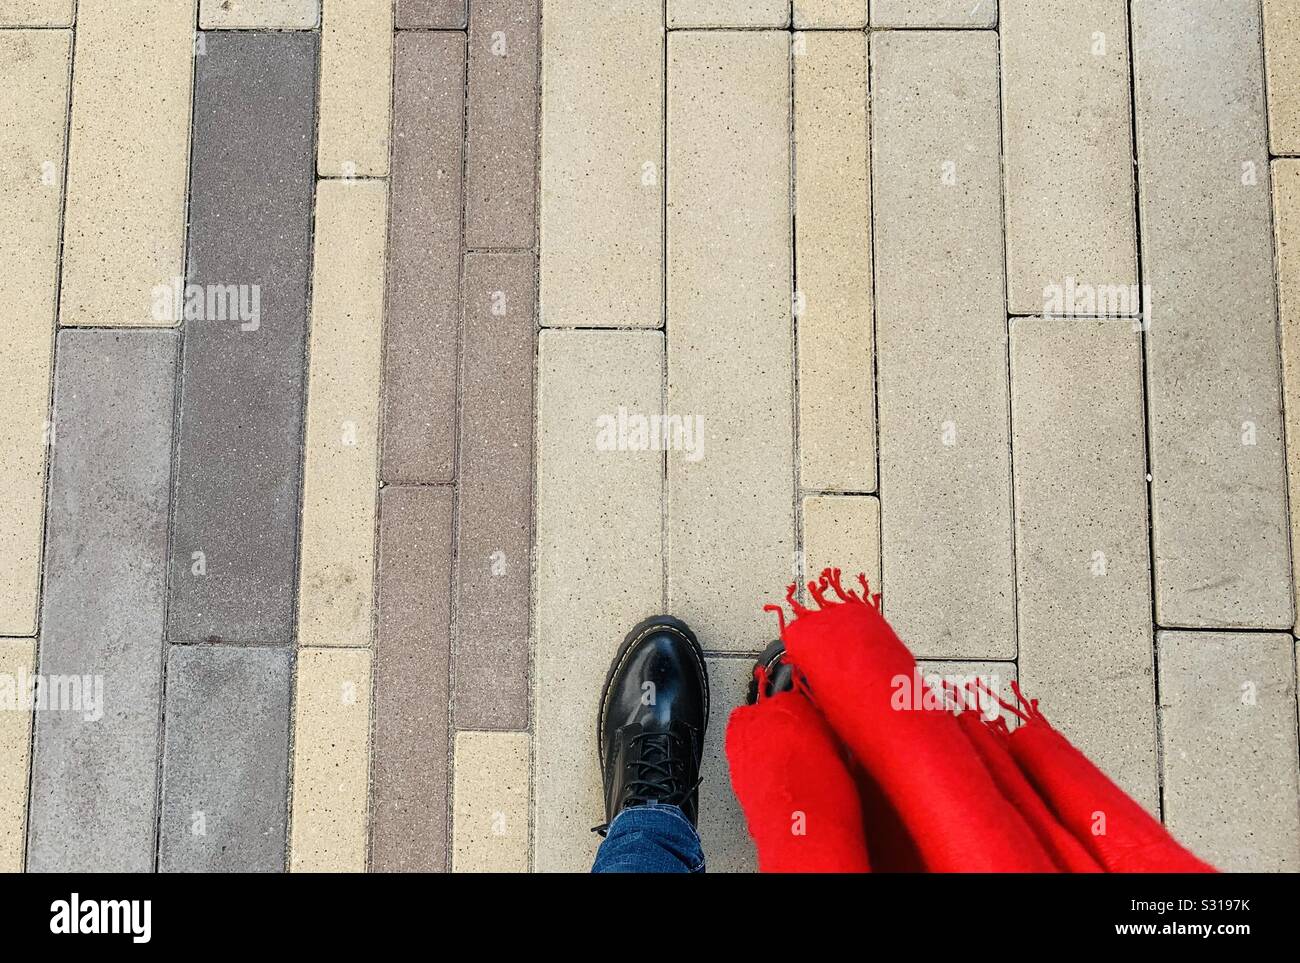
[[596, 614, 711, 766]]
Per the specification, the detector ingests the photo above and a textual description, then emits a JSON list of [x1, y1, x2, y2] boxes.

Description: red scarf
[[725, 568, 1215, 873]]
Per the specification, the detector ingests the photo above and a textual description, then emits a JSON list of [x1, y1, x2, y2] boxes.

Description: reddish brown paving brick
[[454, 252, 535, 730], [371, 485, 455, 872], [381, 31, 465, 484], [466, 0, 539, 249], [395, 0, 465, 28]]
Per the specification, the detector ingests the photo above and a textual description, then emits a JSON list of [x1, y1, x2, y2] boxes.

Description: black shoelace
[[593, 730, 701, 837]]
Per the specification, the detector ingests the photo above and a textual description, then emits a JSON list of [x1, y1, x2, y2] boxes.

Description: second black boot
[[597, 615, 709, 832]]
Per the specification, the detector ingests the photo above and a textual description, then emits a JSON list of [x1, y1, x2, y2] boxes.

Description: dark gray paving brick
[[27, 330, 178, 873], [466, 0, 538, 249], [454, 252, 534, 730], [372, 485, 454, 872], [396, 0, 466, 28], [382, 31, 465, 484], [168, 31, 318, 644], [158, 645, 292, 873]]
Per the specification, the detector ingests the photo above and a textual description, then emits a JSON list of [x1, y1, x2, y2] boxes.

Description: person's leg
[[592, 615, 710, 874], [591, 803, 705, 873]]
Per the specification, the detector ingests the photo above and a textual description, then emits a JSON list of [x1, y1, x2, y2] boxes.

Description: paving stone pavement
[[0, 1, 1297, 875]]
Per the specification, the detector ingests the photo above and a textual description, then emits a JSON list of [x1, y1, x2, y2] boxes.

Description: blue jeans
[[591, 804, 706, 873]]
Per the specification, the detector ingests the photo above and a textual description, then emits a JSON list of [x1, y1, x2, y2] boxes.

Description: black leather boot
[[597, 615, 709, 833], [746, 638, 797, 704]]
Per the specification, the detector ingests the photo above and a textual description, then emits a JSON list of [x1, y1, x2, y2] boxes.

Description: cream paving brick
[[540, 1, 662, 328], [451, 732, 530, 873], [1010, 319, 1158, 813], [667, 31, 794, 653], [199, 0, 319, 28], [1278, 160, 1300, 623], [795, 32, 875, 494], [1264, 0, 1300, 156], [794, 0, 866, 28], [699, 658, 758, 873], [1001, 0, 1137, 316], [0, 639, 34, 872], [871, 30, 1015, 659], [0, 0, 71, 25], [298, 180, 387, 648], [802, 495, 881, 593], [289, 647, 373, 872], [1158, 631, 1300, 872], [1133, 0, 1292, 629], [918, 660, 1018, 728], [58, 0, 194, 327], [318, 0, 392, 178], [0, 30, 68, 637], [534, 330, 663, 872], [668, 0, 788, 28], [871, 0, 997, 28]]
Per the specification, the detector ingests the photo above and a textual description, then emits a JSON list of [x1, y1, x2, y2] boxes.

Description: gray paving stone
[[466, 0, 538, 250], [1001, 0, 1138, 316], [1010, 319, 1158, 812], [27, 330, 177, 873], [168, 31, 317, 645], [871, 30, 1015, 659], [455, 253, 534, 730], [157, 645, 292, 873], [1133, 0, 1292, 629], [667, 31, 795, 653], [382, 31, 465, 484], [371, 485, 454, 872], [397, 0, 464, 28], [871, 0, 997, 27], [534, 330, 663, 872], [1158, 630, 1300, 872]]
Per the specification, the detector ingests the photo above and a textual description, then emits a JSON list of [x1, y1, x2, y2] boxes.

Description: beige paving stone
[[802, 495, 881, 594], [871, 30, 1015, 659], [668, 0, 788, 28], [298, 180, 387, 648], [1158, 631, 1300, 872], [699, 658, 758, 873], [1278, 160, 1300, 624], [1001, 0, 1138, 316], [1010, 319, 1158, 813], [918, 660, 1018, 728], [871, 0, 997, 27], [451, 731, 530, 873], [318, 0, 392, 178], [534, 330, 663, 872], [540, 1, 662, 328], [0, 639, 34, 872], [0, 30, 68, 637], [795, 32, 875, 494], [0, 0, 71, 25], [199, 0, 318, 27], [289, 647, 373, 872], [1264, 0, 1300, 156], [1133, 0, 1292, 629], [58, 0, 194, 327], [794, 0, 866, 28], [667, 31, 794, 653]]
